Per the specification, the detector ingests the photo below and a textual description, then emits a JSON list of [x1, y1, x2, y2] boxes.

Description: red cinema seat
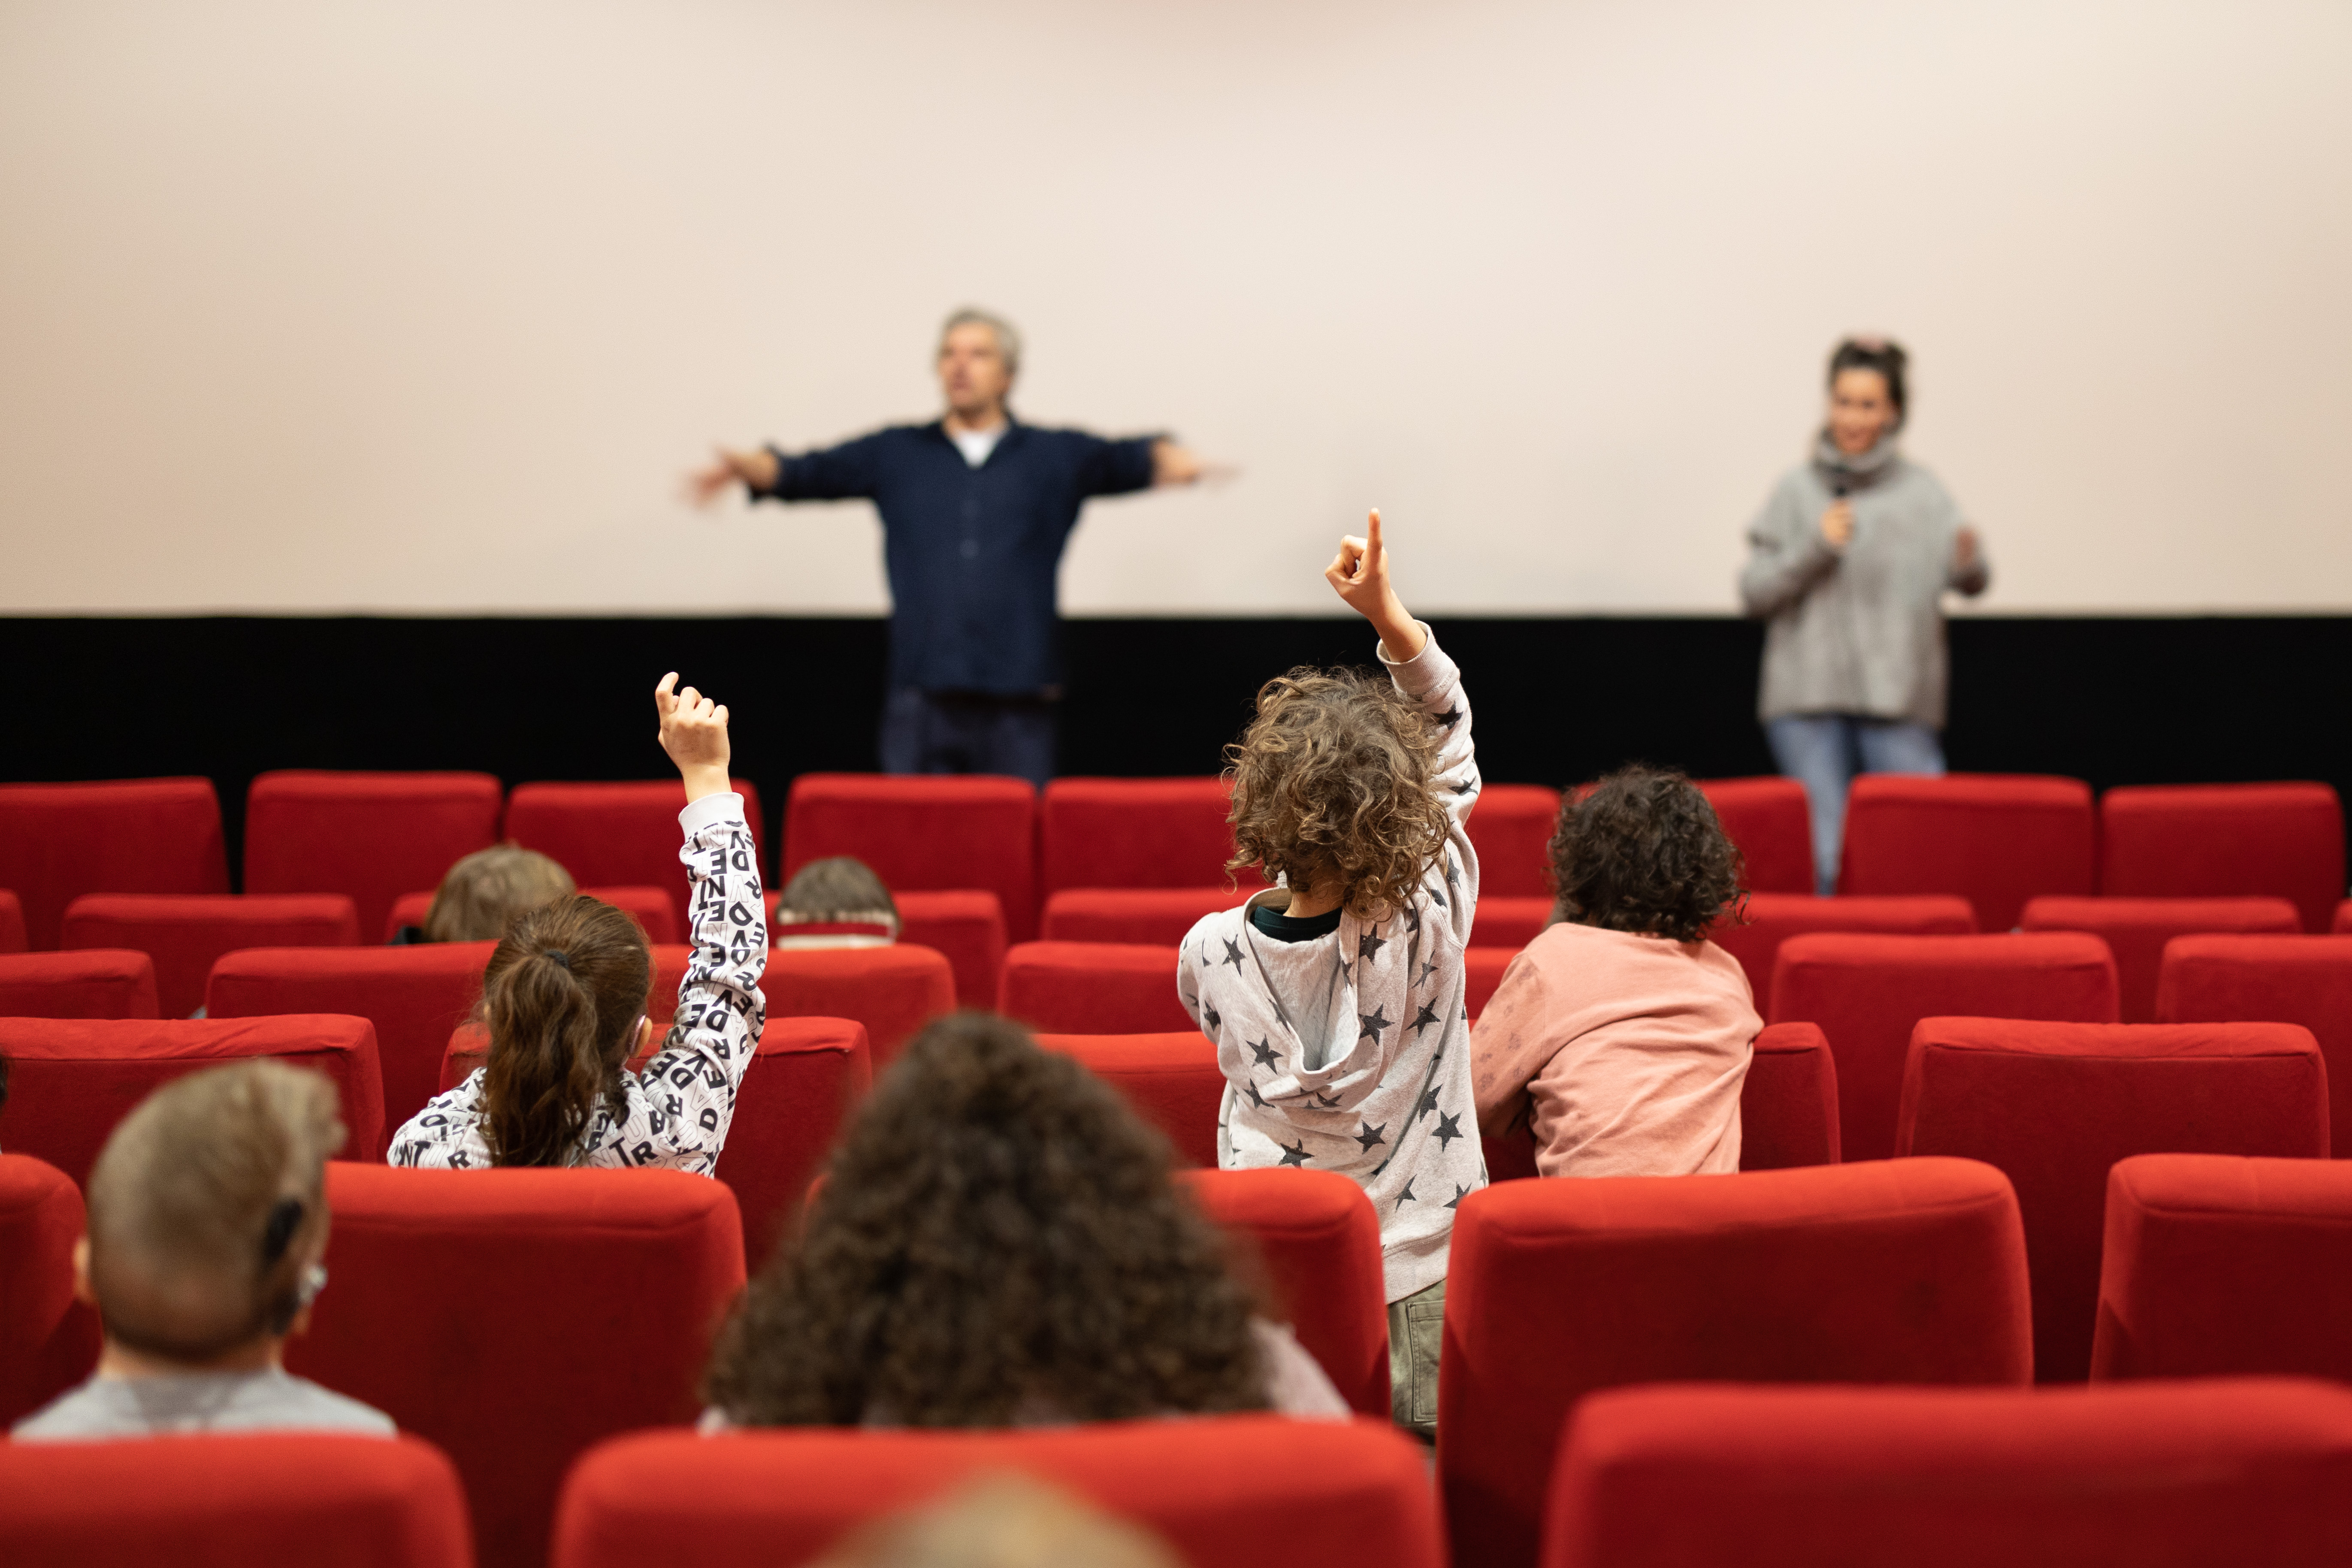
[[0, 950, 160, 1019], [1466, 946, 1516, 1021], [0, 1434, 474, 1568], [784, 773, 1037, 941], [387, 884, 679, 945], [2094, 1154, 2352, 1382], [765, 946, 953, 1069], [1544, 1378, 2352, 1568], [1475, 896, 1551, 949], [2021, 894, 2300, 1023], [290, 1165, 744, 1568], [1769, 932, 2119, 1163], [2338, 899, 2352, 933], [1481, 1022, 1840, 1184], [62, 894, 360, 1019], [1714, 893, 1977, 1014], [507, 781, 768, 941], [553, 1416, 1442, 1568], [0, 778, 229, 951], [1467, 784, 1561, 900], [765, 888, 1004, 1009], [244, 770, 505, 944], [1837, 773, 2095, 931], [1896, 1018, 2328, 1383], [0, 1155, 100, 1429], [999, 942, 1191, 1034], [0, 1015, 388, 1181], [207, 943, 495, 1138], [1439, 1158, 2032, 1568], [2158, 934, 2352, 1155], [1696, 776, 1814, 894], [1040, 1031, 1223, 1168], [2101, 782, 2346, 933], [0, 890, 27, 952], [1040, 777, 1263, 891], [1178, 1168, 1389, 1417], [1041, 886, 1254, 946]]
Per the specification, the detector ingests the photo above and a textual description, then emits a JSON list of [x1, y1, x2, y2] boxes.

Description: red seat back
[[0, 950, 161, 1019], [1177, 1168, 1389, 1417], [1040, 777, 1264, 893], [552, 1417, 1442, 1568], [2095, 1154, 2352, 1382], [1466, 946, 1514, 1020], [0, 779, 229, 951], [765, 946, 955, 1070], [1837, 774, 2095, 930], [1897, 1018, 2328, 1382], [506, 781, 767, 941], [207, 943, 495, 1137], [63, 894, 360, 1019], [1439, 1158, 2032, 1568], [1715, 893, 1977, 1013], [1040, 886, 1254, 946], [1770, 932, 2119, 1162], [0, 1433, 473, 1568], [1545, 1378, 2352, 1568], [0, 1154, 100, 1429], [387, 885, 679, 945], [1696, 776, 1814, 894], [0, 891, 27, 953], [1466, 784, 1561, 900], [2158, 934, 2352, 1157], [0, 1015, 388, 1179], [998, 942, 1191, 1034], [1039, 1030, 1223, 1167], [244, 770, 505, 944], [765, 889, 1005, 1009], [290, 1165, 745, 1568], [2022, 894, 2300, 1023], [1473, 896, 1551, 949], [1738, 1021, 1840, 1169], [784, 773, 1037, 940], [2101, 782, 2346, 933]]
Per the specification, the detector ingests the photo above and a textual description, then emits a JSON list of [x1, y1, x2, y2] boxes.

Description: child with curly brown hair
[[1470, 766, 1760, 1178], [1176, 509, 1481, 1441]]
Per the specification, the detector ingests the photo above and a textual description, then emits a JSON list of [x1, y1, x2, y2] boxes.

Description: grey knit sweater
[[1738, 436, 1989, 728]]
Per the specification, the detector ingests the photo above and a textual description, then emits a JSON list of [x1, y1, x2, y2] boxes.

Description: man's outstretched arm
[[1151, 439, 1224, 487], [686, 447, 779, 505], [686, 435, 886, 507]]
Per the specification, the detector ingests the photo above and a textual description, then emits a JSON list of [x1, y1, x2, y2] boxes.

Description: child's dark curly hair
[[1550, 766, 1746, 943], [1224, 667, 1450, 919], [700, 1012, 1269, 1427]]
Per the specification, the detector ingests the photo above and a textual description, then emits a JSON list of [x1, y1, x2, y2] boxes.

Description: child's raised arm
[[1324, 509, 1427, 663], [656, 671, 733, 804]]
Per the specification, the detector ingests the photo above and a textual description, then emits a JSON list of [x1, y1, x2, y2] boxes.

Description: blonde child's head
[[423, 843, 577, 943], [1224, 667, 1450, 919]]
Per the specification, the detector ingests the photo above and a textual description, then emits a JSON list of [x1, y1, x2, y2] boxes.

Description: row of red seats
[[5, 771, 2341, 958], [10, 1377, 2350, 1568], [10, 1148, 2352, 1568]]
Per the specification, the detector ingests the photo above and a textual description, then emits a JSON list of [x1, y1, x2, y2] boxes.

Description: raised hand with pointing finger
[[1325, 508, 1427, 663]]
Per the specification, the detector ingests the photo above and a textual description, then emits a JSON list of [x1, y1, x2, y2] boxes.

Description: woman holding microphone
[[1739, 338, 1989, 896]]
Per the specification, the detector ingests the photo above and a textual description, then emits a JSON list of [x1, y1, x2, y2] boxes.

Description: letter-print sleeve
[[1379, 626, 1480, 949], [593, 792, 768, 1175]]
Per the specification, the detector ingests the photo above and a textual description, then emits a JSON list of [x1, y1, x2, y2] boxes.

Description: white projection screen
[[1, 0, 2348, 616]]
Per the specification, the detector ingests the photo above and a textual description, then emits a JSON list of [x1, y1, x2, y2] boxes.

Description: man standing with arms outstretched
[[689, 309, 1214, 787]]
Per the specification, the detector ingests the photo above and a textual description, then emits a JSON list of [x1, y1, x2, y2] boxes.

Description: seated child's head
[[1224, 668, 1451, 916], [81, 1060, 345, 1366], [478, 895, 653, 1166], [774, 856, 899, 943], [1550, 766, 1745, 942], [423, 844, 577, 943], [702, 1012, 1266, 1427]]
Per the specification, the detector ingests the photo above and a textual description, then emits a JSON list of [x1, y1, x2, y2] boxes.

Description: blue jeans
[[879, 689, 1057, 789], [1766, 714, 1946, 896]]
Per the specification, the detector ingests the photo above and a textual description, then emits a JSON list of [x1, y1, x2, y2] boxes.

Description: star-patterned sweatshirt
[[1178, 627, 1484, 1302], [388, 791, 768, 1174]]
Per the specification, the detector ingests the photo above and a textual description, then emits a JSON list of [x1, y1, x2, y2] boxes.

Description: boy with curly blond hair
[[1177, 510, 1483, 1439]]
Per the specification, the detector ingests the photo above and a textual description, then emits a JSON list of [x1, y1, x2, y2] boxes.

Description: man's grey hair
[[940, 308, 1022, 376]]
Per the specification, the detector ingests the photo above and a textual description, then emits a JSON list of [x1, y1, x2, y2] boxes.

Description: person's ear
[[71, 1236, 94, 1307], [637, 1015, 654, 1053]]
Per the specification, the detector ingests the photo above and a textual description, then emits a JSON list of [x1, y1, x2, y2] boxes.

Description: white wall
[[1, 0, 2347, 615]]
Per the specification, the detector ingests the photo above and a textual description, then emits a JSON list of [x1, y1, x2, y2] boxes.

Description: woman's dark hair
[[702, 1012, 1269, 1427], [478, 895, 652, 1167], [1828, 336, 1908, 419], [1549, 766, 1745, 943]]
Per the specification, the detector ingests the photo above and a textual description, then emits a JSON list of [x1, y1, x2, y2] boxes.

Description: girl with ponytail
[[387, 673, 768, 1175]]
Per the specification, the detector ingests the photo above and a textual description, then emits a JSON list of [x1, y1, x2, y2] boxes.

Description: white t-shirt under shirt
[[950, 424, 1006, 468], [12, 1367, 395, 1440]]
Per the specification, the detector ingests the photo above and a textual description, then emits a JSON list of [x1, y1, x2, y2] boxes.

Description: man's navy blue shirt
[[753, 419, 1158, 695]]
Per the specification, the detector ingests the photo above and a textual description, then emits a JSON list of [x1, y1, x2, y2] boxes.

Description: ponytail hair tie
[[544, 949, 571, 970], [261, 1196, 305, 1264]]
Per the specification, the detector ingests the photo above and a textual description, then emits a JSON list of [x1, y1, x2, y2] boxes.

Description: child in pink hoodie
[[1470, 767, 1759, 1177]]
